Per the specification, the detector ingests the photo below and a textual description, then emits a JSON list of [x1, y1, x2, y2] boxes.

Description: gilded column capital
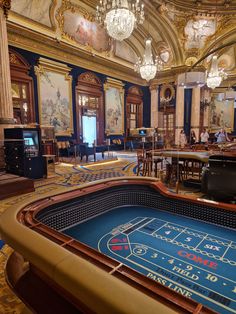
[[149, 80, 159, 91], [0, 0, 11, 18]]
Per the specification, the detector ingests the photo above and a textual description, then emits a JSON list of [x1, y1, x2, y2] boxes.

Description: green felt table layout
[[64, 206, 236, 314]]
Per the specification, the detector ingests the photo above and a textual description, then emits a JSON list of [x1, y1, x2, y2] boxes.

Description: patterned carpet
[[0, 158, 137, 314]]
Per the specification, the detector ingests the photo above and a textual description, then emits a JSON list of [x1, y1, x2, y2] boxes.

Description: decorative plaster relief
[[184, 19, 216, 50]]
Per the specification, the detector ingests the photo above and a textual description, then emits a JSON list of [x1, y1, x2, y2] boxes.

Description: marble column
[[191, 87, 201, 141], [175, 86, 185, 145], [0, 1, 14, 168], [150, 85, 159, 129]]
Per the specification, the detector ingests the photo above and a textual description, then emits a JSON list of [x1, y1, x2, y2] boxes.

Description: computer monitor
[[139, 129, 147, 136], [23, 130, 40, 156], [24, 137, 34, 146]]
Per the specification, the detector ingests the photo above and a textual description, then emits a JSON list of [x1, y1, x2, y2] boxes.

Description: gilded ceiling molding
[[149, 8, 184, 65], [152, 0, 236, 15], [49, 0, 57, 30], [200, 28, 236, 69], [7, 22, 147, 86], [56, 0, 92, 28], [0, 0, 11, 18], [156, 1, 236, 67]]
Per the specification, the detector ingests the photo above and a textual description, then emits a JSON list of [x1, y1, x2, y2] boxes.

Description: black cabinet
[[4, 128, 44, 179], [202, 155, 236, 201]]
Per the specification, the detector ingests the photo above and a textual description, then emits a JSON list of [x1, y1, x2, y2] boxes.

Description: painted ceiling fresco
[[9, 0, 236, 75]]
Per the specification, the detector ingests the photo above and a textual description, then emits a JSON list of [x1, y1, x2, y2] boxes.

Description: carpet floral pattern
[[0, 159, 137, 314]]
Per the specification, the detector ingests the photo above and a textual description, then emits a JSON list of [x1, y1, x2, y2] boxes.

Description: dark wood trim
[[126, 86, 143, 135], [9, 49, 35, 123]]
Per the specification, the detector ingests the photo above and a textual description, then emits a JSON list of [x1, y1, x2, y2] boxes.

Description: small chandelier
[[206, 55, 227, 89], [96, 0, 145, 41], [134, 38, 163, 82]]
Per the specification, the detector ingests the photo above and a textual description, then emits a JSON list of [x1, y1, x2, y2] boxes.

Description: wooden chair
[[136, 155, 144, 176], [191, 144, 207, 151], [142, 156, 153, 177], [185, 159, 204, 180], [136, 149, 145, 176], [136, 149, 153, 176]]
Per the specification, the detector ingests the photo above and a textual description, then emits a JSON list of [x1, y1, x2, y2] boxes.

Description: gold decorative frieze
[[0, 0, 11, 18], [78, 71, 102, 86], [9, 52, 20, 64], [7, 23, 147, 85]]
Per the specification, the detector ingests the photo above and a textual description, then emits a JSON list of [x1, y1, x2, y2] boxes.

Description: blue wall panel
[[184, 88, 192, 137], [10, 46, 150, 141]]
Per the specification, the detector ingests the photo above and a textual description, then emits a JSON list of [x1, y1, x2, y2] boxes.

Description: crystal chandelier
[[134, 38, 163, 82], [96, 0, 144, 41], [206, 55, 227, 89]]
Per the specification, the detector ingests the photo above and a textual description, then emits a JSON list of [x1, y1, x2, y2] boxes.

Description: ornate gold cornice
[[152, 0, 236, 15], [0, 0, 11, 18], [7, 22, 147, 86]]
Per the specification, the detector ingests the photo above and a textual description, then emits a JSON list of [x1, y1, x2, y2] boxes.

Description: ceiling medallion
[[96, 0, 145, 41]]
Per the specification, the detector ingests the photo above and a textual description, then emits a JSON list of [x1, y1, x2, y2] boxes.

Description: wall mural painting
[[60, 6, 109, 52], [104, 78, 124, 135], [35, 58, 73, 136], [184, 18, 215, 50], [209, 97, 234, 132], [11, 0, 56, 28]]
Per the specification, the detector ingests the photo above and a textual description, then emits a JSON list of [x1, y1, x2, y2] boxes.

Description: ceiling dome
[[152, 0, 236, 14]]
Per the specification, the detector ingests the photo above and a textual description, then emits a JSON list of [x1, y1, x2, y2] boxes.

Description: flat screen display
[[23, 130, 39, 147], [139, 129, 147, 136], [24, 137, 34, 146]]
